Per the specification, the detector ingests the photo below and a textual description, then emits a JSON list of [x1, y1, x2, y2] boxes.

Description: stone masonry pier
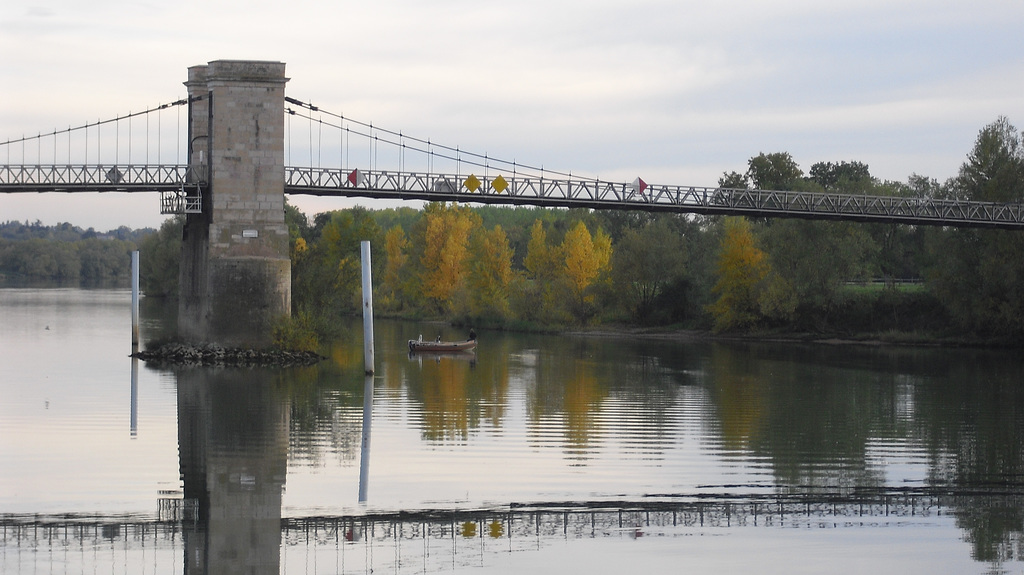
[[178, 60, 291, 347]]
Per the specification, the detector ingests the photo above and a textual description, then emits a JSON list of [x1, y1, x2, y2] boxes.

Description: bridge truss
[[286, 166, 1024, 229], [2, 163, 1023, 228], [0, 164, 205, 214]]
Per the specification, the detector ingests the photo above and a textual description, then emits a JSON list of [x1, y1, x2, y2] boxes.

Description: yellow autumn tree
[[291, 236, 308, 258], [708, 217, 770, 332], [524, 219, 558, 281], [561, 221, 612, 308], [380, 225, 409, 310], [419, 203, 481, 312], [468, 224, 515, 319], [517, 219, 563, 322], [592, 227, 612, 284]]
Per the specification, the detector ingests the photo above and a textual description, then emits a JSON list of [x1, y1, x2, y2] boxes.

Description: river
[[2, 288, 1024, 574]]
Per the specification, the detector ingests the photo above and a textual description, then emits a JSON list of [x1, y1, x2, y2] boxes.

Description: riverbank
[[561, 325, 1020, 349]]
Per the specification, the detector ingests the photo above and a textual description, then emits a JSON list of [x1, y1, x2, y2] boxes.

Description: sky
[[1, 0, 1023, 231]]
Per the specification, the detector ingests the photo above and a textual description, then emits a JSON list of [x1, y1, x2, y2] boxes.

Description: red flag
[[347, 169, 361, 186]]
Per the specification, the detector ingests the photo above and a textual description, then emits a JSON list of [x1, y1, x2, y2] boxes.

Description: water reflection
[[7, 290, 1024, 573], [130, 356, 139, 437], [177, 368, 288, 575], [701, 341, 1024, 566], [358, 375, 373, 503], [7, 494, 986, 575], [707, 342, 891, 491], [403, 338, 506, 442], [168, 323, 1024, 570], [911, 351, 1024, 564]]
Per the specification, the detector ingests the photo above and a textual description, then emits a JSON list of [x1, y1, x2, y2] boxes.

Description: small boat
[[408, 337, 477, 353], [408, 349, 478, 364]]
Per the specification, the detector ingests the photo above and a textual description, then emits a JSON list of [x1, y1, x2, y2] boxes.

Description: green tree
[[1, 239, 59, 279], [950, 116, 1024, 202], [926, 117, 1024, 337], [78, 238, 135, 283], [285, 198, 310, 251], [139, 217, 183, 297], [759, 219, 877, 326], [718, 171, 749, 189], [292, 208, 380, 324], [859, 179, 930, 287], [611, 217, 687, 323], [379, 225, 410, 311], [746, 152, 803, 190], [808, 161, 872, 191]]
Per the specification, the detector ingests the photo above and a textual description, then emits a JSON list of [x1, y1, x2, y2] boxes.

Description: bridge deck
[[2, 164, 1024, 229], [0, 164, 202, 193], [287, 167, 1024, 229]]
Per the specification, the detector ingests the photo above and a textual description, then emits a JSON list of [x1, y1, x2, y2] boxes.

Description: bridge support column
[[179, 60, 290, 347]]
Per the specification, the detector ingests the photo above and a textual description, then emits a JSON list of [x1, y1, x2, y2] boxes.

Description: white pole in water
[[131, 250, 140, 352], [359, 241, 375, 502], [130, 357, 139, 438], [360, 241, 374, 375], [358, 373, 373, 503]]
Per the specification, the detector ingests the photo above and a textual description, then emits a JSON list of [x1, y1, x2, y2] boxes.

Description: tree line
[[0, 221, 152, 285], [6, 117, 1023, 343], [275, 116, 1023, 343], [708, 116, 1024, 340]]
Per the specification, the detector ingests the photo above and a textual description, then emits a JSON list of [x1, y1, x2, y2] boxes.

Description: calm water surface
[[2, 288, 1024, 574]]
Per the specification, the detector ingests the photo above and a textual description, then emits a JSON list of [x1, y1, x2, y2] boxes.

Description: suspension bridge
[[2, 75, 1022, 229], [2, 60, 1022, 346]]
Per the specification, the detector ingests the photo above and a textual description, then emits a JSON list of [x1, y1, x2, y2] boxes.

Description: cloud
[[1, 0, 1023, 227]]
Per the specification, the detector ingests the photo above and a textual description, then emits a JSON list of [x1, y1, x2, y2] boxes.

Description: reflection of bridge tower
[[177, 368, 289, 575], [179, 60, 291, 347]]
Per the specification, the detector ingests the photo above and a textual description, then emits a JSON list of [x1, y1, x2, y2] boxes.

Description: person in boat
[[469, 328, 476, 341]]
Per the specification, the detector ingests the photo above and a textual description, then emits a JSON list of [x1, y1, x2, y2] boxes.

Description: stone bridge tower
[[179, 60, 291, 347]]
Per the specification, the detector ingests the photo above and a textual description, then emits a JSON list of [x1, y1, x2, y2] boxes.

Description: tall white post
[[359, 241, 375, 502], [360, 241, 374, 375], [131, 250, 140, 351]]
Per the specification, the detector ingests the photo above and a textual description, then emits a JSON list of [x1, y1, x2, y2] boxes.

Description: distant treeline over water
[[0, 220, 152, 285]]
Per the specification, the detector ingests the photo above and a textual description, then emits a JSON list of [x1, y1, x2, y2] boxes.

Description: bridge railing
[[285, 167, 1024, 229], [4, 163, 1023, 229], [0, 164, 204, 193]]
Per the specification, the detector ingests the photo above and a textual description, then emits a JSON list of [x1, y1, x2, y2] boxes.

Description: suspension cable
[[0, 98, 194, 149], [284, 96, 591, 181], [5, 93, 589, 182]]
